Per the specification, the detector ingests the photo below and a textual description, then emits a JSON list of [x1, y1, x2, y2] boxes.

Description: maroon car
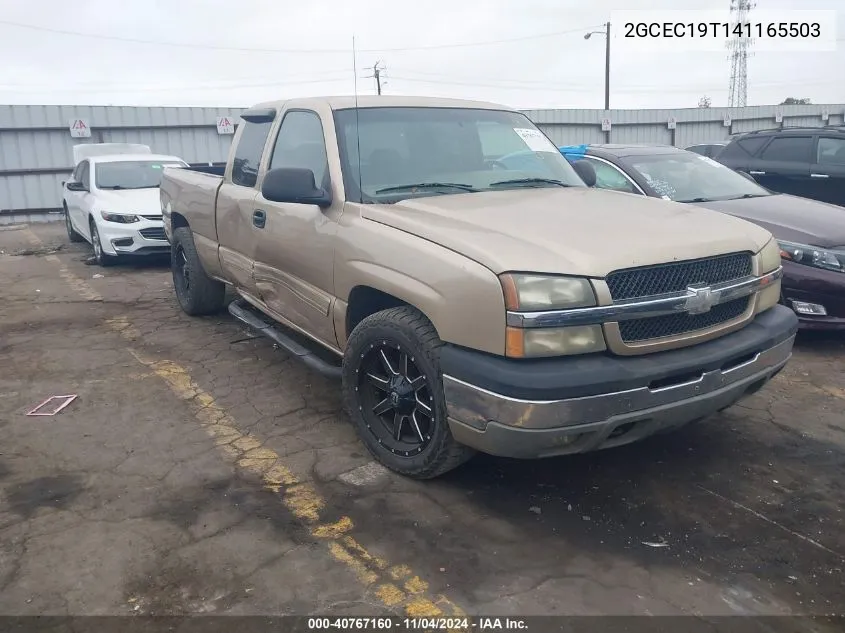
[[559, 144, 845, 330]]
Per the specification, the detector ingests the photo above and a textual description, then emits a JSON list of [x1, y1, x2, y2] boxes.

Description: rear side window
[[760, 136, 813, 162], [817, 137, 845, 165], [232, 120, 273, 187]]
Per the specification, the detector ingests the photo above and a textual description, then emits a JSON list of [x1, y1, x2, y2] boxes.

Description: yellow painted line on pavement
[[25, 227, 464, 617]]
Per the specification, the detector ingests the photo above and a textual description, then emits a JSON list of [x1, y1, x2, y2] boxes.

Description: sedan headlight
[[777, 240, 844, 273], [500, 273, 596, 310], [100, 211, 140, 224]]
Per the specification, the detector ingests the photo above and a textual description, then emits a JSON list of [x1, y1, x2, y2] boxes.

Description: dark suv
[[716, 126, 845, 208]]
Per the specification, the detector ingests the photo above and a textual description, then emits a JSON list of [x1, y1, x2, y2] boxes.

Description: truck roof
[[248, 95, 514, 112]]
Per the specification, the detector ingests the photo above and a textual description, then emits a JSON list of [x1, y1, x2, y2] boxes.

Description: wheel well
[[346, 286, 416, 336], [171, 212, 189, 231]]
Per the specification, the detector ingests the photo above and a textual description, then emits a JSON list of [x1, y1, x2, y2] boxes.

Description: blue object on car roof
[[558, 144, 589, 156]]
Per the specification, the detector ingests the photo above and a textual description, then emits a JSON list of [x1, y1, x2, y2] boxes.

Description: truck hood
[[94, 188, 161, 216], [359, 188, 773, 277], [692, 193, 845, 249]]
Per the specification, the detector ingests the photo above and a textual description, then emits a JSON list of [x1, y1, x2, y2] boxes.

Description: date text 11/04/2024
[[624, 21, 821, 39], [307, 618, 528, 630]]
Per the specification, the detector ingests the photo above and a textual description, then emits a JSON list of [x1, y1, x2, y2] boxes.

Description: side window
[[817, 137, 845, 165], [232, 120, 273, 188], [79, 161, 90, 189], [583, 158, 638, 194], [269, 111, 329, 188], [736, 136, 768, 156], [760, 136, 813, 162]]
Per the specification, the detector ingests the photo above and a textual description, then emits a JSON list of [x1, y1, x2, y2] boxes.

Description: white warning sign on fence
[[216, 116, 235, 135], [69, 118, 91, 138]]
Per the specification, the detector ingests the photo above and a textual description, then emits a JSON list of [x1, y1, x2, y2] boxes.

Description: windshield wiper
[[374, 182, 478, 194], [676, 197, 714, 203], [489, 178, 571, 188], [727, 193, 769, 200], [99, 185, 127, 190]]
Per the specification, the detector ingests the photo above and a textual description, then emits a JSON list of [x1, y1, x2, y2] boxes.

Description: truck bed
[[160, 164, 224, 244]]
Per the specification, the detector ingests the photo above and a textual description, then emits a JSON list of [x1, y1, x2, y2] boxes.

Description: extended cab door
[[251, 108, 340, 350], [749, 135, 813, 197], [809, 135, 845, 207], [216, 110, 275, 297]]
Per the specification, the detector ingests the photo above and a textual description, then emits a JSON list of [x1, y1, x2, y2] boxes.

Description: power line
[[387, 75, 838, 94], [0, 19, 605, 54]]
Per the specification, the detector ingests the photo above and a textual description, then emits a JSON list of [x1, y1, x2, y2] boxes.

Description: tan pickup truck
[[160, 96, 798, 479]]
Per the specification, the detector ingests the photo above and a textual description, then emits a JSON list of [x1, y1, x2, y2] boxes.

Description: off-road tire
[[171, 226, 226, 316], [342, 306, 475, 479], [64, 204, 84, 243]]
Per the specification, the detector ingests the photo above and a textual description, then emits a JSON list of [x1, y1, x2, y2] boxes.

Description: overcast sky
[[0, 0, 842, 110]]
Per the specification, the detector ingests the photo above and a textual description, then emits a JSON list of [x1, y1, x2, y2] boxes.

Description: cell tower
[[727, 0, 755, 107]]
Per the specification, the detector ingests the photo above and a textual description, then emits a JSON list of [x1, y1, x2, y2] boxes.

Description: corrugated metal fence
[[2, 102, 843, 214], [0, 104, 244, 213]]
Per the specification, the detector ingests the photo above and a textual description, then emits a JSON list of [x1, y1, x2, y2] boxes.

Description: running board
[[228, 299, 342, 379]]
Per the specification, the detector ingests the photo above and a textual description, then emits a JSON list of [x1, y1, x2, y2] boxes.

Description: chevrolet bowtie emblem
[[684, 283, 716, 315]]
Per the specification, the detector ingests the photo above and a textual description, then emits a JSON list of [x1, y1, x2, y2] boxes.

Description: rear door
[[216, 111, 275, 297], [748, 135, 813, 197], [809, 135, 845, 207]]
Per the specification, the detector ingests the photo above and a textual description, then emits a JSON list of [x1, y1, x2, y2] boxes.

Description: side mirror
[[261, 167, 332, 207], [571, 159, 597, 187], [66, 181, 87, 192], [737, 170, 757, 183]]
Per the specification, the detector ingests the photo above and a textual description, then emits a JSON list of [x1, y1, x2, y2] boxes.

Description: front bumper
[[781, 260, 845, 330], [98, 218, 170, 257], [441, 304, 798, 459]]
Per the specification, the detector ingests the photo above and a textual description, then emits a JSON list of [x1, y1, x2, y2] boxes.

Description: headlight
[[500, 273, 596, 310], [506, 325, 606, 357], [100, 211, 140, 224], [777, 240, 844, 273]]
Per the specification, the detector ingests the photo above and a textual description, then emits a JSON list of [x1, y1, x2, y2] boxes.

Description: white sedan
[[63, 145, 188, 266]]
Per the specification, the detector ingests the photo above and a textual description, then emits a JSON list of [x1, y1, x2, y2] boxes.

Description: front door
[[66, 160, 92, 239], [810, 136, 845, 207], [252, 109, 339, 350]]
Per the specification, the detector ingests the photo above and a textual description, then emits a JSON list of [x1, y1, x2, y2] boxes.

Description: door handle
[[749, 170, 765, 175], [253, 209, 266, 228], [810, 173, 829, 179]]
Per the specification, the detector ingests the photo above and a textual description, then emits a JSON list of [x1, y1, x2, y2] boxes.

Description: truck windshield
[[622, 152, 772, 203], [95, 160, 186, 190], [333, 107, 584, 203]]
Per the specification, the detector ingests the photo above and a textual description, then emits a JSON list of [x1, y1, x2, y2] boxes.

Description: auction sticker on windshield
[[514, 128, 558, 153]]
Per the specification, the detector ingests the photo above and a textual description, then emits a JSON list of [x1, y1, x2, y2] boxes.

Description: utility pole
[[365, 61, 386, 95]]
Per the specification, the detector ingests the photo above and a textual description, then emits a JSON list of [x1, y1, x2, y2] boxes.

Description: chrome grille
[[606, 252, 753, 301], [607, 252, 754, 344], [619, 297, 750, 343], [139, 227, 166, 241]]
